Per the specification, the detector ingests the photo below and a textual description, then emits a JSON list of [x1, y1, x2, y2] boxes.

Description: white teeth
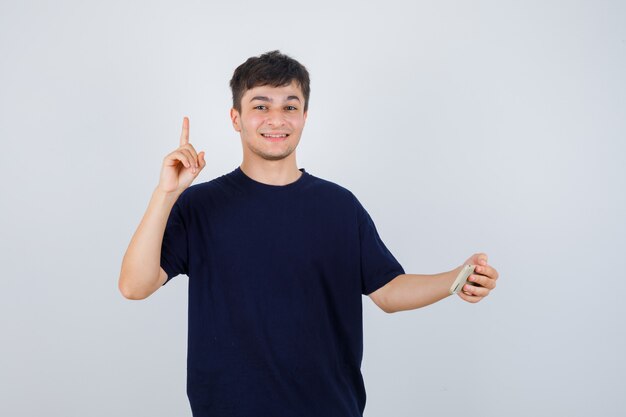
[[262, 134, 288, 138]]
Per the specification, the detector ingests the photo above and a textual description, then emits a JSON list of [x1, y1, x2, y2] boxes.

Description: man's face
[[230, 80, 307, 162]]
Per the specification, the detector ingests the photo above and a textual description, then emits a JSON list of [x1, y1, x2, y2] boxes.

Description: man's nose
[[266, 109, 286, 126]]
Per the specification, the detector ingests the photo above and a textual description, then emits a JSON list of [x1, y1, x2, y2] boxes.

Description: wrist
[[152, 187, 181, 206]]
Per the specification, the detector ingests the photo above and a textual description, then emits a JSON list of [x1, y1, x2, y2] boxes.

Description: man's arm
[[118, 188, 180, 300], [369, 255, 499, 313], [118, 116, 205, 300]]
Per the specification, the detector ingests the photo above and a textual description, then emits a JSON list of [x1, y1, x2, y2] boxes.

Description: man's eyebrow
[[249, 95, 301, 103]]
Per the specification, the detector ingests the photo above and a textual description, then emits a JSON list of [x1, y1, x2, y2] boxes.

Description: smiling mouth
[[261, 133, 290, 142], [261, 133, 290, 138]]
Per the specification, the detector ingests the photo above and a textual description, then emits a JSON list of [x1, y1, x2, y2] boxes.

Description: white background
[[1, 1, 624, 416]]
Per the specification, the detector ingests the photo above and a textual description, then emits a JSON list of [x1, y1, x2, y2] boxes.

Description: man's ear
[[230, 108, 241, 132], [303, 110, 308, 122]]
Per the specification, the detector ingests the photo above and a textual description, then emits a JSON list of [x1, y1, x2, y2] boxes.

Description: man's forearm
[[383, 265, 464, 313], [118, 187, 180, 299]]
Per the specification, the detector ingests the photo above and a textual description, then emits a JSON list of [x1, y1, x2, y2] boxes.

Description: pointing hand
[[157, 117, 206, 194]]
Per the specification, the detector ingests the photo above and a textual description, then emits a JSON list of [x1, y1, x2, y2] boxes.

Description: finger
[[179, 117, 189, 147], [190, 151, 205, 176], [468, 273, 496, 290], [181, 142, 198, 156], [178, 143, 198, 169], [167, 150, 193, 169], [476, 253, 488, 265], [179, 149, 198, 173], [180, 144, 199, 168], [462, 283, 490, 298], [488, 266, 499, 280], [458, 290, 482, 303], [475, 265, 499, 281]]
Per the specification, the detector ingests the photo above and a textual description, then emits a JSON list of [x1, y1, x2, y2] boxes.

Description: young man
[[118, 50, 499, 417]]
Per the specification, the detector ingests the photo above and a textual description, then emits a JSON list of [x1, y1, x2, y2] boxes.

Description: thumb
[[466, 252, 488, 266], [474, 253, 488, 265]]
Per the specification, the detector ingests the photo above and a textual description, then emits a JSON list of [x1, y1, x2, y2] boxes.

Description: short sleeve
[[355, 196, 405, 295], [160, 197, 189, 285]]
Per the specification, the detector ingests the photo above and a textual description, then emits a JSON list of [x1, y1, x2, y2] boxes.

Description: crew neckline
[[232, 166, 309, 191]]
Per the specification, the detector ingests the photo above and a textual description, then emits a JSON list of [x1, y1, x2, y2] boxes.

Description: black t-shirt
[[160, 166, 405, 417]]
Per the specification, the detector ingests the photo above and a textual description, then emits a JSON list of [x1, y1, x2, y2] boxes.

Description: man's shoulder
[[307, 172, 354, 196], [174, 172, 234, 204]]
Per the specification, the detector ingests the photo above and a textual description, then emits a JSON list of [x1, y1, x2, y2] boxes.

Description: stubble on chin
[[246, 141, 296, 162]]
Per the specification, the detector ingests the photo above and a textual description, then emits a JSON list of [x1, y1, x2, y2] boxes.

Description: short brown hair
[[229, 50, 311, 114]]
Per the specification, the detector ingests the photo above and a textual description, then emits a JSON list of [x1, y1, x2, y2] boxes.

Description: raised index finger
[[180, 116, 189, 147]]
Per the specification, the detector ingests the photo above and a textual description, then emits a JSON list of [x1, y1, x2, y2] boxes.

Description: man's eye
[[286, 106, 297, 111], [254, 105, 267, 110]]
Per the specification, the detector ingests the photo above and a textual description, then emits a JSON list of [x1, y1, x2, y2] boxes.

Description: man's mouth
[[261, 133, 290, 141], [261, 133, 289, 138]]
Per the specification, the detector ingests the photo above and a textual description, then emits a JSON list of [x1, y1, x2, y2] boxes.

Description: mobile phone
[[449, 264, 476, 295]]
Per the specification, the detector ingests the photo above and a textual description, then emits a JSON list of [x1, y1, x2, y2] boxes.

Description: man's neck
[[239, 159, 302, 186]]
